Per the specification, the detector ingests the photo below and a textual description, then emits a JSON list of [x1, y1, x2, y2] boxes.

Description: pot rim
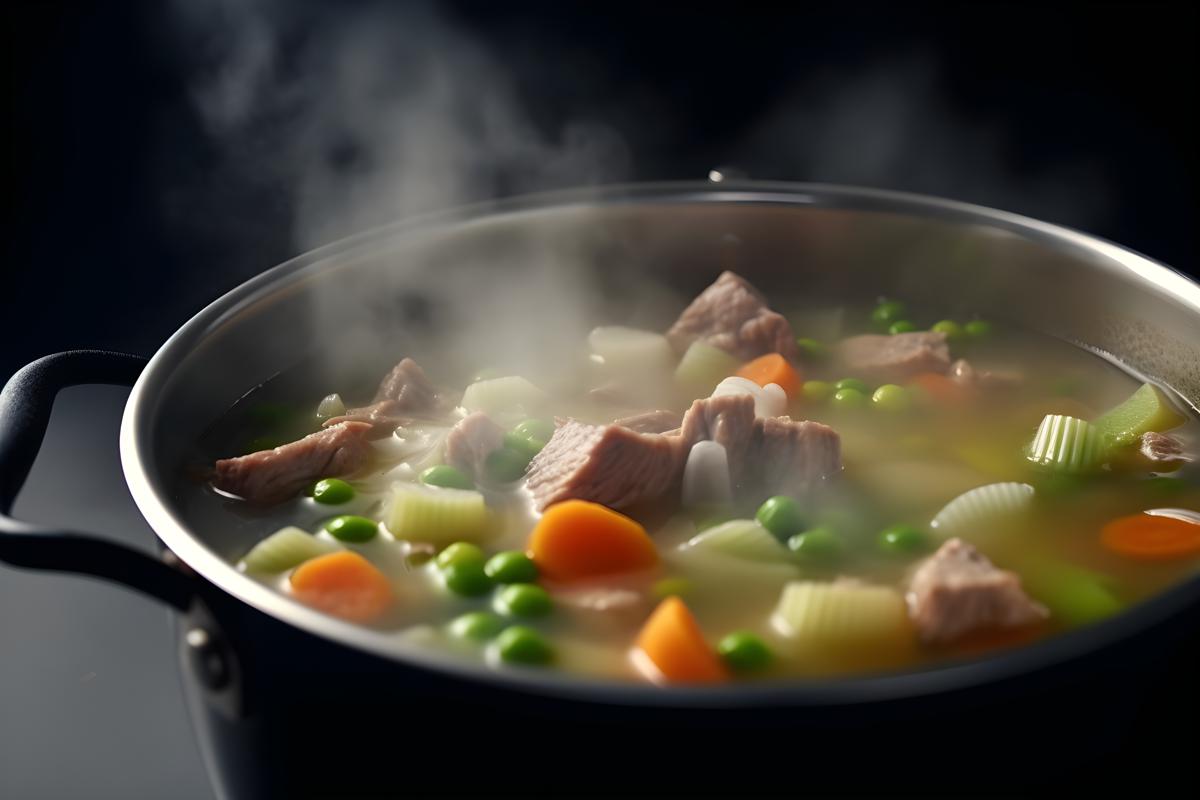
[[119, 180, 1200, 707]]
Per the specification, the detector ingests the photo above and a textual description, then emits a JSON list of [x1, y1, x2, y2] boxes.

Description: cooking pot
[[3, 181, 1199, 796]]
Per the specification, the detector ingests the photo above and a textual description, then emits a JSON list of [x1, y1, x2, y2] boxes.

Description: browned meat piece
[[666, 271, 799, 362], [613, 409, 683, 434], [524, 420, 686, 510], [836, 332, 951, 384], [1133, 431, 1190, 471], [323, 399, 414, 438], [907, 538, 1047, 644], [679, 394, 757, 485], [444, 412, 505, 480], [373, 357, 438, 407], [212, 421, 373, 505], [949, 359, 1023, 390], [752, 416, 842, 498]]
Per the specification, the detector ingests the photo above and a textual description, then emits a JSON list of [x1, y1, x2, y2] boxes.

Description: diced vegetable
[[675, 341, 741, 396], [315, 392, 346, 421], [930, 320, 965, 340], [1101, 510, 1200, 560], [494, 625, 554, 665], [908, 372, 970, 408], [290, 551, 393, 622], [386, 484, 489, 546], [755, 496, 805, 541], [717, 631, 773, 672], [802, 380, 834, 404], [786, 527, 843, 563], [930, 482, 1035, 538], [494, 583, 553, 617], [1092, 383, 1185, 447], [1026, 414, 1100, 473], [888, 320, 917, 335], [503, 431, 545, 461], [682, 441, 733, 509], [795, 338, 828, 361], [484, 550, 539, 584], [240, 526, 342, 573], [831, 387, 867, 410], [711, 376, 787, 418], [877, 524, 929, 556], [419, 464, 474, 490], [528, 500, 658, 582], [633, 597, 729, 683], [461, 376, 549, 416], [965, 320, 992, 338], [588, 325, 676, 374], [871, 299, 906, 328], [441, 560, 492, 597], [682, 519, 791, 562], [835, 378, 869, 394], [735, 353, 802, 398], [448, 611, 507, 642], [511, 418, 555, 445], [323, 515, 379, 543], [312, 478, 355, 505], [770, 581, 911, 656], [1019, 561, 1123, 626], [435, 542, 486, 570], [871, 384, 911, 412], [484, 446, 533, 483]]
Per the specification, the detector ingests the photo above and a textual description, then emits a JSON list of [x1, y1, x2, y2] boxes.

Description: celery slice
[[674, 341, 740, 396], [240, 526, 342, 573], [1093, 383, 1185, 447], [1026, 414, 1100, 473], [930, 482, 1035, 538], [681, 519, 789, 563], [1019, 562, 1123, 627], [386, 483, 490, 546], [771, 581, 912, 654]]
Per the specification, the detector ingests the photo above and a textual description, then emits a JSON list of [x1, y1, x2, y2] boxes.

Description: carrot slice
[[908, 372, 972, 408], [735, 353, 802, 398], [1101, 511, 1200, 560], [290, 551, 394, 621], [528, 499, 658, 582], [633, 596, 729, 684]]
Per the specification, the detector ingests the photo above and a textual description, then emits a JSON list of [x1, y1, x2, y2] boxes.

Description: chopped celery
[[588, 326, 676, 375], [1092, 383, 1185, 447], [240, 526, 341, 573], [681, 519, 791, 563], [1026, 414, 1100, 473], [1020, 562, 1124, 627], [460, 376, 548, 416], [770, 581, 912, 656], [386, 484, 489, 546], [930, 482, 1035, 538], [674, 341, 740, 396]]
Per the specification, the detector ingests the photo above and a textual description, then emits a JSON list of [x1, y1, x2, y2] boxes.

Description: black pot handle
[[0, 350, 196, 610]]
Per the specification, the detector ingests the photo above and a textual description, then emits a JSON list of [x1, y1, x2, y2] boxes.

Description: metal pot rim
[[118, 180, 1200, 707]]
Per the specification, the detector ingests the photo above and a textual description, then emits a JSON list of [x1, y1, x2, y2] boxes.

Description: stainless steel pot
[[3, 181, 1199, 795]]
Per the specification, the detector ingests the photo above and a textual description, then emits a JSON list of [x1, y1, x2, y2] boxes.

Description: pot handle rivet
[[186, 627, 231, 691]]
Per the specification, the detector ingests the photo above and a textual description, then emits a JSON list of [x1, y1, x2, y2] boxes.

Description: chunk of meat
[[1135, 431, 1190, 471], [751, 416, 842, 498], [524, 420, 687, 511], [213, 421, 373, 505], [907, 538, 1047, 644], [613, 409, 683, 434], [666, 271, 799, 362], [373, 357, 438, 407], [444, 412, 505, 480], [836, 332, 951, 384], [322, 399, 414, 438], [679, 394, 757, 486]]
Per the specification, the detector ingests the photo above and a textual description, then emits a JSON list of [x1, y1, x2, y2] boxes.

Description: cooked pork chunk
[[679, 394, 758, 485], [212, 421, 373, 505], [907, 538, 1047, 644], [666, 271, 799, 362], [613, 409, 683, 434], [751, 416, 842, 498], [524, 420, 686, 511], [836, 331, 951, 384], [444, 412, 505, 480], [323, 357, 442, 437], [323, 398, 414, 438], [1137, 431, 1190, 470]]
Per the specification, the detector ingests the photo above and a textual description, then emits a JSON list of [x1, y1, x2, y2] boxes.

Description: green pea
[[503, 432, 545, 462], [312, 478, 355, 505], [420, 464, 475, 490], [485, 551, 539, 584], [878, 524, 929, 555], [802, 380, 834, 404], [484, 446, 532, 483], [756, 495, 805, 541], [717, 631, 773, 672], [448, 611, 507, 642], [871, 384, 911, 412], [323, 515, 378, 543], [831, 387, 867, 410], [835, 377, 869, 394], [871, 300, 907, 327], [888, 320, 917, 335], [495, 625, 554, 665], [653, 577, 692, 598], [442, 561, 493, 597], [788, 526, 843, 562], [931, 320, 965, 340], [495, 583, 553, 617], [435, 542, 486, 570], [965, 319, 992, 338], [796, 338, 829, 360], [512, 419, 556, 443]]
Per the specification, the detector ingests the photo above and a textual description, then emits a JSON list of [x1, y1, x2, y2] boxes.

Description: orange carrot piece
[[528, 499, 658, 582], [290, 551, 394, 622], [1101, 512, 1200, 560], [633, 596, 729, 684], [736, 353, 802, 398], [908, 372, 972, 408]]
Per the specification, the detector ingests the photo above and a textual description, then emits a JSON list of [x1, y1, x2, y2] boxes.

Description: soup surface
[[190, 271, 1200, 684]]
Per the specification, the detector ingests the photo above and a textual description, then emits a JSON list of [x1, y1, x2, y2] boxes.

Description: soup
[[193, 271, 1200, 683]]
